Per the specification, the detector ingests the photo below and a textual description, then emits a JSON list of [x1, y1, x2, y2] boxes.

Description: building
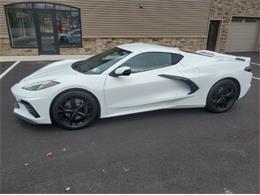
[[0, 0, 259, 56]]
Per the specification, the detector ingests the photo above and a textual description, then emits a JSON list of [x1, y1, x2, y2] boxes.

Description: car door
[[104, 52, 184, 115]]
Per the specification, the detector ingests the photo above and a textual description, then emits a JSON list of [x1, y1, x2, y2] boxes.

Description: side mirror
[[112, 66, 131, 76]]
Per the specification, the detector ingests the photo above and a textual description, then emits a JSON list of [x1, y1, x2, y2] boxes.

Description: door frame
[[34, 9, 59, 55], [206, 20, 222, 51]]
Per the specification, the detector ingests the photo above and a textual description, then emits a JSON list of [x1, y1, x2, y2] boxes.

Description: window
[[6, 9, 37, 47], [172, 53, 183, 64], [245, 18, 257, 23], [122, 52, 179, 73], [34, 3, 54, 9], [5, 2, 82, 50], [7, 3, 32, 9], [72, 47, 131, 74], [56, 10, 81, 47], [232, 17, 243, 22]]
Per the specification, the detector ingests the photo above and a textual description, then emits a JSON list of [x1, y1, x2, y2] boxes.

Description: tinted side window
[[122, 52, 172, 73], [172, 53, 183, 65]]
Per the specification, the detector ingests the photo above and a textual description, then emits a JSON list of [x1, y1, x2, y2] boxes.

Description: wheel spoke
[[59, 104, 66, 110], [68, 113, 77, 122], [217, 86, 224, 94], [223, 89, 234, 98], [222, 100, 227, 108], [77, 111, 92, 117], [70, 98, 78, 109], [77, 103, 86, 110], [58, 109, 74, 113], [77, 111, 85, 117], [212, 98, 219, 104]]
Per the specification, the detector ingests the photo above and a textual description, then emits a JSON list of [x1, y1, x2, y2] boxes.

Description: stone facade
[[210, 0, 260, 52], [61, 37, 207, 55], [0, 37, 207, 56], [0, 37, 38, 56]]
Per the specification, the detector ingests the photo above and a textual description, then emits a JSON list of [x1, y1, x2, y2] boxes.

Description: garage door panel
[[225, 18, 259, 52]]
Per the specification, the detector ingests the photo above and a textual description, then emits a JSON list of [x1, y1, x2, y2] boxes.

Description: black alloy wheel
[[51, 90, 99, 130], [206, 79, 239, 113]]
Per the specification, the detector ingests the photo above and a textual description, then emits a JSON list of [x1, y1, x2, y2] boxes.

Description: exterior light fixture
[[139, 3, 144, 8]]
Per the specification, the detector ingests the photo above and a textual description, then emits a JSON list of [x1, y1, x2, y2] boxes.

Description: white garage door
[[225, 17, 259, 52]]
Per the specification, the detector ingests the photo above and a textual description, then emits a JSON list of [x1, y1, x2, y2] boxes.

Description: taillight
[[244, 66, 252, 72]]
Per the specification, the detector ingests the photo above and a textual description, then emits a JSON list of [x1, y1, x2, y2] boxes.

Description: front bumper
[[11, 83, 53, 124]]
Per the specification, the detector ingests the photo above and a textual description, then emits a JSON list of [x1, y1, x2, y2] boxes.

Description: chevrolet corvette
[[11, 43, 252, 129]]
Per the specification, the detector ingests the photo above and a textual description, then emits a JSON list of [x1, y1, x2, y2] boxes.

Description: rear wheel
[[51, 90, 99, 130], [206, 79, 239, 113]]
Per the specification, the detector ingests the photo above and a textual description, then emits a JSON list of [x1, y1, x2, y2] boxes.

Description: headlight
[[22, 80, 60, 91]]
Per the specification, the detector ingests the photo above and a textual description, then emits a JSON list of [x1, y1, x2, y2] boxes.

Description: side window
[[172, 53, 183, 65], [122, 52, 172, 73]]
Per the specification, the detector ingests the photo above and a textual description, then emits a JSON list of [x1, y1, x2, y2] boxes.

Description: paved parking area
[[0, 61, 15, 74], [0, 54, 259, 193]]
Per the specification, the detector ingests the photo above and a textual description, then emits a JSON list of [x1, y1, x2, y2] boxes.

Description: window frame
[[118, 52, 183, 74], [4, 2, 83, 49], [4, 3, 38, 48]]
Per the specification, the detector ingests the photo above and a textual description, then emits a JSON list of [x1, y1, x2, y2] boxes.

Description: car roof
[[117, 43, 179, 53]]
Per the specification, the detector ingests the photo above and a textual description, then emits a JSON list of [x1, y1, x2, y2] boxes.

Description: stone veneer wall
[[0, 37, 207, 56], [210, 0, 260, 52], [61, 37, 207, 55], [0, 37, 38, 56]]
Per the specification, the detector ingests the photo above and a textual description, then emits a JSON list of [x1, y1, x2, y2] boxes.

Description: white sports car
[[11, 43, 252, 130]]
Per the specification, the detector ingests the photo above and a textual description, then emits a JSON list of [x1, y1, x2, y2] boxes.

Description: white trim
[[251, 62, 260, 66], [253, 76, 260, 80], [0, 61, 20, 80]]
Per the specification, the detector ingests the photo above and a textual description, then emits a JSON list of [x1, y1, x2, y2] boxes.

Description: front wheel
[[206, 79, 239, 113], [51, 90, 99, 130]]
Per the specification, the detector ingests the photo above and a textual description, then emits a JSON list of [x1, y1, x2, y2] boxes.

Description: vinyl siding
[[0, 0, 211, 38]]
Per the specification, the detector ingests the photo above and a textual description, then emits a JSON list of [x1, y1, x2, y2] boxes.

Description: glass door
[[35, 11, 59, 54], [206, 20, 221, 51]]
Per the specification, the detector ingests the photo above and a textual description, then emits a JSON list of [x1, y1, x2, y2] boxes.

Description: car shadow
[[92, 107, 206, 128], [15, 107, 206, 132]]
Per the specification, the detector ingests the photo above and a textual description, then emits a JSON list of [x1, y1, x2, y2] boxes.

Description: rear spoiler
[[195, 50, 251, 64]]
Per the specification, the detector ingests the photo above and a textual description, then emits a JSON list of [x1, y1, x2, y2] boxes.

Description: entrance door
[[35, 11, 59, 54], [206, 20, 221, 51]]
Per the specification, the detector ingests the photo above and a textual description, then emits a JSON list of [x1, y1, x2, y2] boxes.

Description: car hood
[[20, 59, 83, 84]]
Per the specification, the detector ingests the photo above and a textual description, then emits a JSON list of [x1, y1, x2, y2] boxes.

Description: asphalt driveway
[[0, 61, 15, 74], [0, 54, 259, 193]]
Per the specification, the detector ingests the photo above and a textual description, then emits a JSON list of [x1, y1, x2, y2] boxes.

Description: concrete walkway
[[0, 54, 92, 62]]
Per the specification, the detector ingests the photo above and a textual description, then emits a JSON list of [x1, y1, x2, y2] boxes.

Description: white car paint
[[11, 43, 252, 124]]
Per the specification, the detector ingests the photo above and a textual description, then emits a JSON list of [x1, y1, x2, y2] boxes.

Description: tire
[[205, 79, 239, 113], [51, 90, 99, 130]]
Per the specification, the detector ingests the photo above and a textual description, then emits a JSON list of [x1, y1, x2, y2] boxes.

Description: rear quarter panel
[[197, 60, 252, 99]]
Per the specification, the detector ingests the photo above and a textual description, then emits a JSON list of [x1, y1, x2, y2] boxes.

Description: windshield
[[72, 47, 131, 74]]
